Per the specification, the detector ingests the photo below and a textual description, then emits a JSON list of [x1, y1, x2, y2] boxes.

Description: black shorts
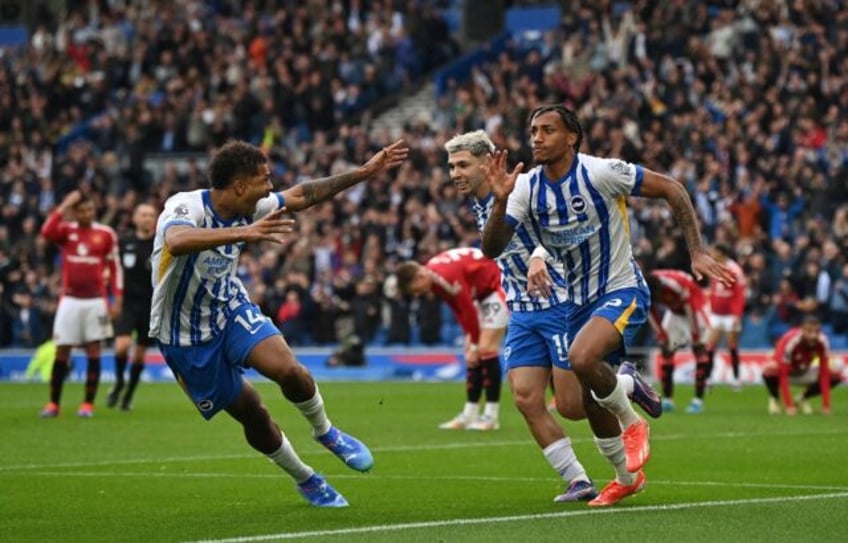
[[115, 304, 153, 346]]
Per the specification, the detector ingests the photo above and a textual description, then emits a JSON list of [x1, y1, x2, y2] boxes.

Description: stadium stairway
[[370, 82, 436, 137]]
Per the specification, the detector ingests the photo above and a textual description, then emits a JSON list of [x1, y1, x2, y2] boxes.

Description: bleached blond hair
[[444, 130, 495, 157]]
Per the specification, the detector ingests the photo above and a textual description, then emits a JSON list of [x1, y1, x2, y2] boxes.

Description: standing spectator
[[9, 289, 44, 347], [39, 191, 123, 418], [829, 263, 848, 335]]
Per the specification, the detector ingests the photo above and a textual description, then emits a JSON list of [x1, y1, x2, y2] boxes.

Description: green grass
[[2, 381, 847, 543]]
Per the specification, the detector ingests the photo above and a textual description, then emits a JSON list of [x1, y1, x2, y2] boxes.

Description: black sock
[[695, 363, 710, 399], [763, 376, 780, 399], [466, 365, 483, 404], [706, 350, 715, 378], [661, 363, 674, 399], [729, 348, 740, 380], [84, 357, 101, 404], [49, 360, 70, 404], [480, 356, 501, 403], [113, 352, 128, 392], [124, 363, 144, 405]]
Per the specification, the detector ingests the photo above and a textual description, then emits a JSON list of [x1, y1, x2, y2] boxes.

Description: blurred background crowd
[[1, 0, 847, 352]]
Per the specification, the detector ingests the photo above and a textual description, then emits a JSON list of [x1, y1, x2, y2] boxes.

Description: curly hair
[[207, 141, 268, 189], [528, 104, 583, 153]]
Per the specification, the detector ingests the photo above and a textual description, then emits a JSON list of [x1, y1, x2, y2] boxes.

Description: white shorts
[[662, 309, 710, 350], [709, 313, 742, 333], [477, 289, 509, 330], [53, 296, 113, 346]]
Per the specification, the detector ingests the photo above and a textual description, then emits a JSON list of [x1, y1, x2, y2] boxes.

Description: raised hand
[[483, 149, 523, 202], [691, 250, 735, 287], [360, 139, 409, 178], [244, 207, 296, 244], [59, 190, 83, 211]]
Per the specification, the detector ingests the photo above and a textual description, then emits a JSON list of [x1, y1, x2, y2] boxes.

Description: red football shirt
[[41, 211, 123, 299], [708, 259, 746, 317], [425, 248, 502, 343], [649, 269, 709, 344], [774, 327, 831, 409]]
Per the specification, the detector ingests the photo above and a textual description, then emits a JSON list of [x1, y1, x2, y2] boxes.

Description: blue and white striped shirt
[[149, 189, 285, 346], [504, 154, 648, 306], [472, 192, 569, 312]]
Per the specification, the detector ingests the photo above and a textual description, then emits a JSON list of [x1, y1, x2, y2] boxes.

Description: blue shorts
[[159, 303, 280, 420], [503, 303, 572, 372], [564, 287, 649, 365]]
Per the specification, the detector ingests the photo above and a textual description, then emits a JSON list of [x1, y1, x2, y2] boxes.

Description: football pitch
[[2, 381, 846, 543]]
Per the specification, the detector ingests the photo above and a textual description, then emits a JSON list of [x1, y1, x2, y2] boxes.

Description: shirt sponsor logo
[[544, 224, 598, 247]]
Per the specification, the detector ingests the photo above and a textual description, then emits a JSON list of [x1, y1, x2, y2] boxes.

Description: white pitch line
[[19, 470, 848, 492], [184, 492, 848, 543], [2, 427, 845, 473]]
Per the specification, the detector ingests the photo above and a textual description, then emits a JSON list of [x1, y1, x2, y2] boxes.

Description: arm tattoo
[[481, 200, 515, 258], [299, 170, 363, 208], [667, 185, 705, 255]]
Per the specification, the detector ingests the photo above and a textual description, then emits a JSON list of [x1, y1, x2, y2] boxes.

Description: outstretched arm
[[281, 140, 408, 211], [165, 208, 295, 255], [481, 150, 524, 258], [639, 170, 734, 286]]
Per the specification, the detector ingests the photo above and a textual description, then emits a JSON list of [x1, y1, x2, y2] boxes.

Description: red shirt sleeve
[[778, 361, 794, 408], [819, 342, 831, 409], [40, 210, 69, 243]]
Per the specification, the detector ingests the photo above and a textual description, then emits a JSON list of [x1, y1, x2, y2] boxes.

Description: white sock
[[267, 434, 314, 484], [462, 402, 479, 419], [543, 437, 590, 484], [594, 435, 637, 486], [293, 387, 332, 438], [690, 397, 703, 406], [618, 373, 634, 396], [483, 402, 499, 419], [592, 378, 641, 429]]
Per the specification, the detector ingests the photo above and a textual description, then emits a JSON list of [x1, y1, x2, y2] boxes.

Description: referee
[[107, 203, 156, 410]]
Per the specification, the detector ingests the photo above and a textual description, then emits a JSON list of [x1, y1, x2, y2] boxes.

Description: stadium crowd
[[1, 0, 847, 352]]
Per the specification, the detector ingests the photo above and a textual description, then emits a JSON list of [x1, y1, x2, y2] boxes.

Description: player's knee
[[242, 402, 273, 430], [269, 360, 308, 387], [555, 396, 585, 421], [762, 363, 779, 378], [567, 343, 597, 372], [511, 387, 544, 417]]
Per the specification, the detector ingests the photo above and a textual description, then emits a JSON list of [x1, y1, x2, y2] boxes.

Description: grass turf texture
[[2, 381, 846, 543]]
